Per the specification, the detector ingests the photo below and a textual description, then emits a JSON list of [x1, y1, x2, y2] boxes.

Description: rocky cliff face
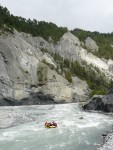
[[0, 30, 90, 104], [1, 29, 113, 105], [53, 32, 113, 79], [85, 37, 99, 52]]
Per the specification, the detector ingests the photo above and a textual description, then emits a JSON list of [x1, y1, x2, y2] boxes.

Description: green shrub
[[37, 67, 47, 84], [65, 71, 72, 83], [90, 89, 108, 97], [41, 59, 55, 70]]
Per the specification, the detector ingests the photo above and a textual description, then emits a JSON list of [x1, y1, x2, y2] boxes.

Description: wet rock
[[79, 117, 84, 119]]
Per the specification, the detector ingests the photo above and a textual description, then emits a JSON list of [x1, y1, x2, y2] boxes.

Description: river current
[[0, 104, 113, 150]]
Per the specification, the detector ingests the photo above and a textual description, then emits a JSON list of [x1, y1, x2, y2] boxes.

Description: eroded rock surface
[[85, 37, 99, 52], [83, 94, 113, 112], [0, 30, 90, 104]]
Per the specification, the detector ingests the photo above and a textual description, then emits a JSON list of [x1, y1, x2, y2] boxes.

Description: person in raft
[[45, 121, 57, 127], [52, 121, 57, 127]]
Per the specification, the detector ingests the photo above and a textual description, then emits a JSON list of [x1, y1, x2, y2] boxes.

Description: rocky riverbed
[[0, 106, 40, 128], [98, 131, 113, 150]]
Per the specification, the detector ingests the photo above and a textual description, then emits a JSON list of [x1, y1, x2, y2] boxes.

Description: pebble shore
[[0, 109, 36, 128], [98, 131, 113, 150]]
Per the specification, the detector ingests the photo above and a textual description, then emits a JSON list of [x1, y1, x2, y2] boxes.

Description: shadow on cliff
[[0, 92, 64, 106]]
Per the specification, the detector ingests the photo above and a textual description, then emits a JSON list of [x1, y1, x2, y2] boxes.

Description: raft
[[45, 122, 57, 128], [46, 125, 57, 128]]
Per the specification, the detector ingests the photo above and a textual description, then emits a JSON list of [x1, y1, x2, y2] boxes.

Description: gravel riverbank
[[0, 105, 51, 128], [0, 109, 37, 128], [98, 131, 113, 150]]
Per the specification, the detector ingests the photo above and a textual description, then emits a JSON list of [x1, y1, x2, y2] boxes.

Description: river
[[0, 103, 113, 150]]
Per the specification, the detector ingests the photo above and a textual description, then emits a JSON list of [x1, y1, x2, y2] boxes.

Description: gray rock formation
[[39, 67, 73, 103], [85, 37, 99, 52], [54, 32, 81, 61], [1, 29, 113, 105], [72, 76, 90, 102], [83, 94, 113, 112], [0, 29, 90, 104], [53, 32, 113, 79], [0, 92, 56, 106], [107, 59, 113, 73], [111, 44, 113, 48]]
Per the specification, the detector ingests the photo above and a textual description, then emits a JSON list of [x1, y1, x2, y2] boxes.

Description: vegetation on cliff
[[72, 29, 113, 59], [41, 50, 109, 96], [37, 66, 48, 84]]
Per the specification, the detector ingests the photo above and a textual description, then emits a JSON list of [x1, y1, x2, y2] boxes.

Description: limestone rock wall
[[85, 37, 99, 52], [2, 29, 113, 104], [52, 32, 113, 79], [0, 30, 90, 103]]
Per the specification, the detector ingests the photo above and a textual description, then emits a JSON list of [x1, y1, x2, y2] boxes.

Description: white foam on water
[[76, 122, 100, 128], [63, 120, 75, 126], [2, 132, 9, 137], [58, 129, 64, 134], [21, 124, 43, 132], [1, 131, 18, 141], [82, 132, 86, 135], [85, 140, 90, 145]]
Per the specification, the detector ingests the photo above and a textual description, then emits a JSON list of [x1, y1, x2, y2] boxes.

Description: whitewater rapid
[[0, 104, 113, 150]]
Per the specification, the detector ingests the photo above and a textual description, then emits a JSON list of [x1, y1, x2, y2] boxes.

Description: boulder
[[40, 82, 73, 103], [72, 76, 90, 102], [54, 32, 81, 61], [85, 37, 99, 52], [83, 94, 113, 112]]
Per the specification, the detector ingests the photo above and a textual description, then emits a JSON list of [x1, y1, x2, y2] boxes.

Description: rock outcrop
[[72, 76, 90, 102], [52, 32, 113, 79], [85, 37, 99, 52], [0, 30, 90, 104], [0, 92, 56, 106], [1, 29, 113, 105], [54, 32, 81, 61], [83, 94, 113, 112]]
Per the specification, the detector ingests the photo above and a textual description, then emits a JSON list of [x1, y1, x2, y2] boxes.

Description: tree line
[[0, 5, 67, 42]]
